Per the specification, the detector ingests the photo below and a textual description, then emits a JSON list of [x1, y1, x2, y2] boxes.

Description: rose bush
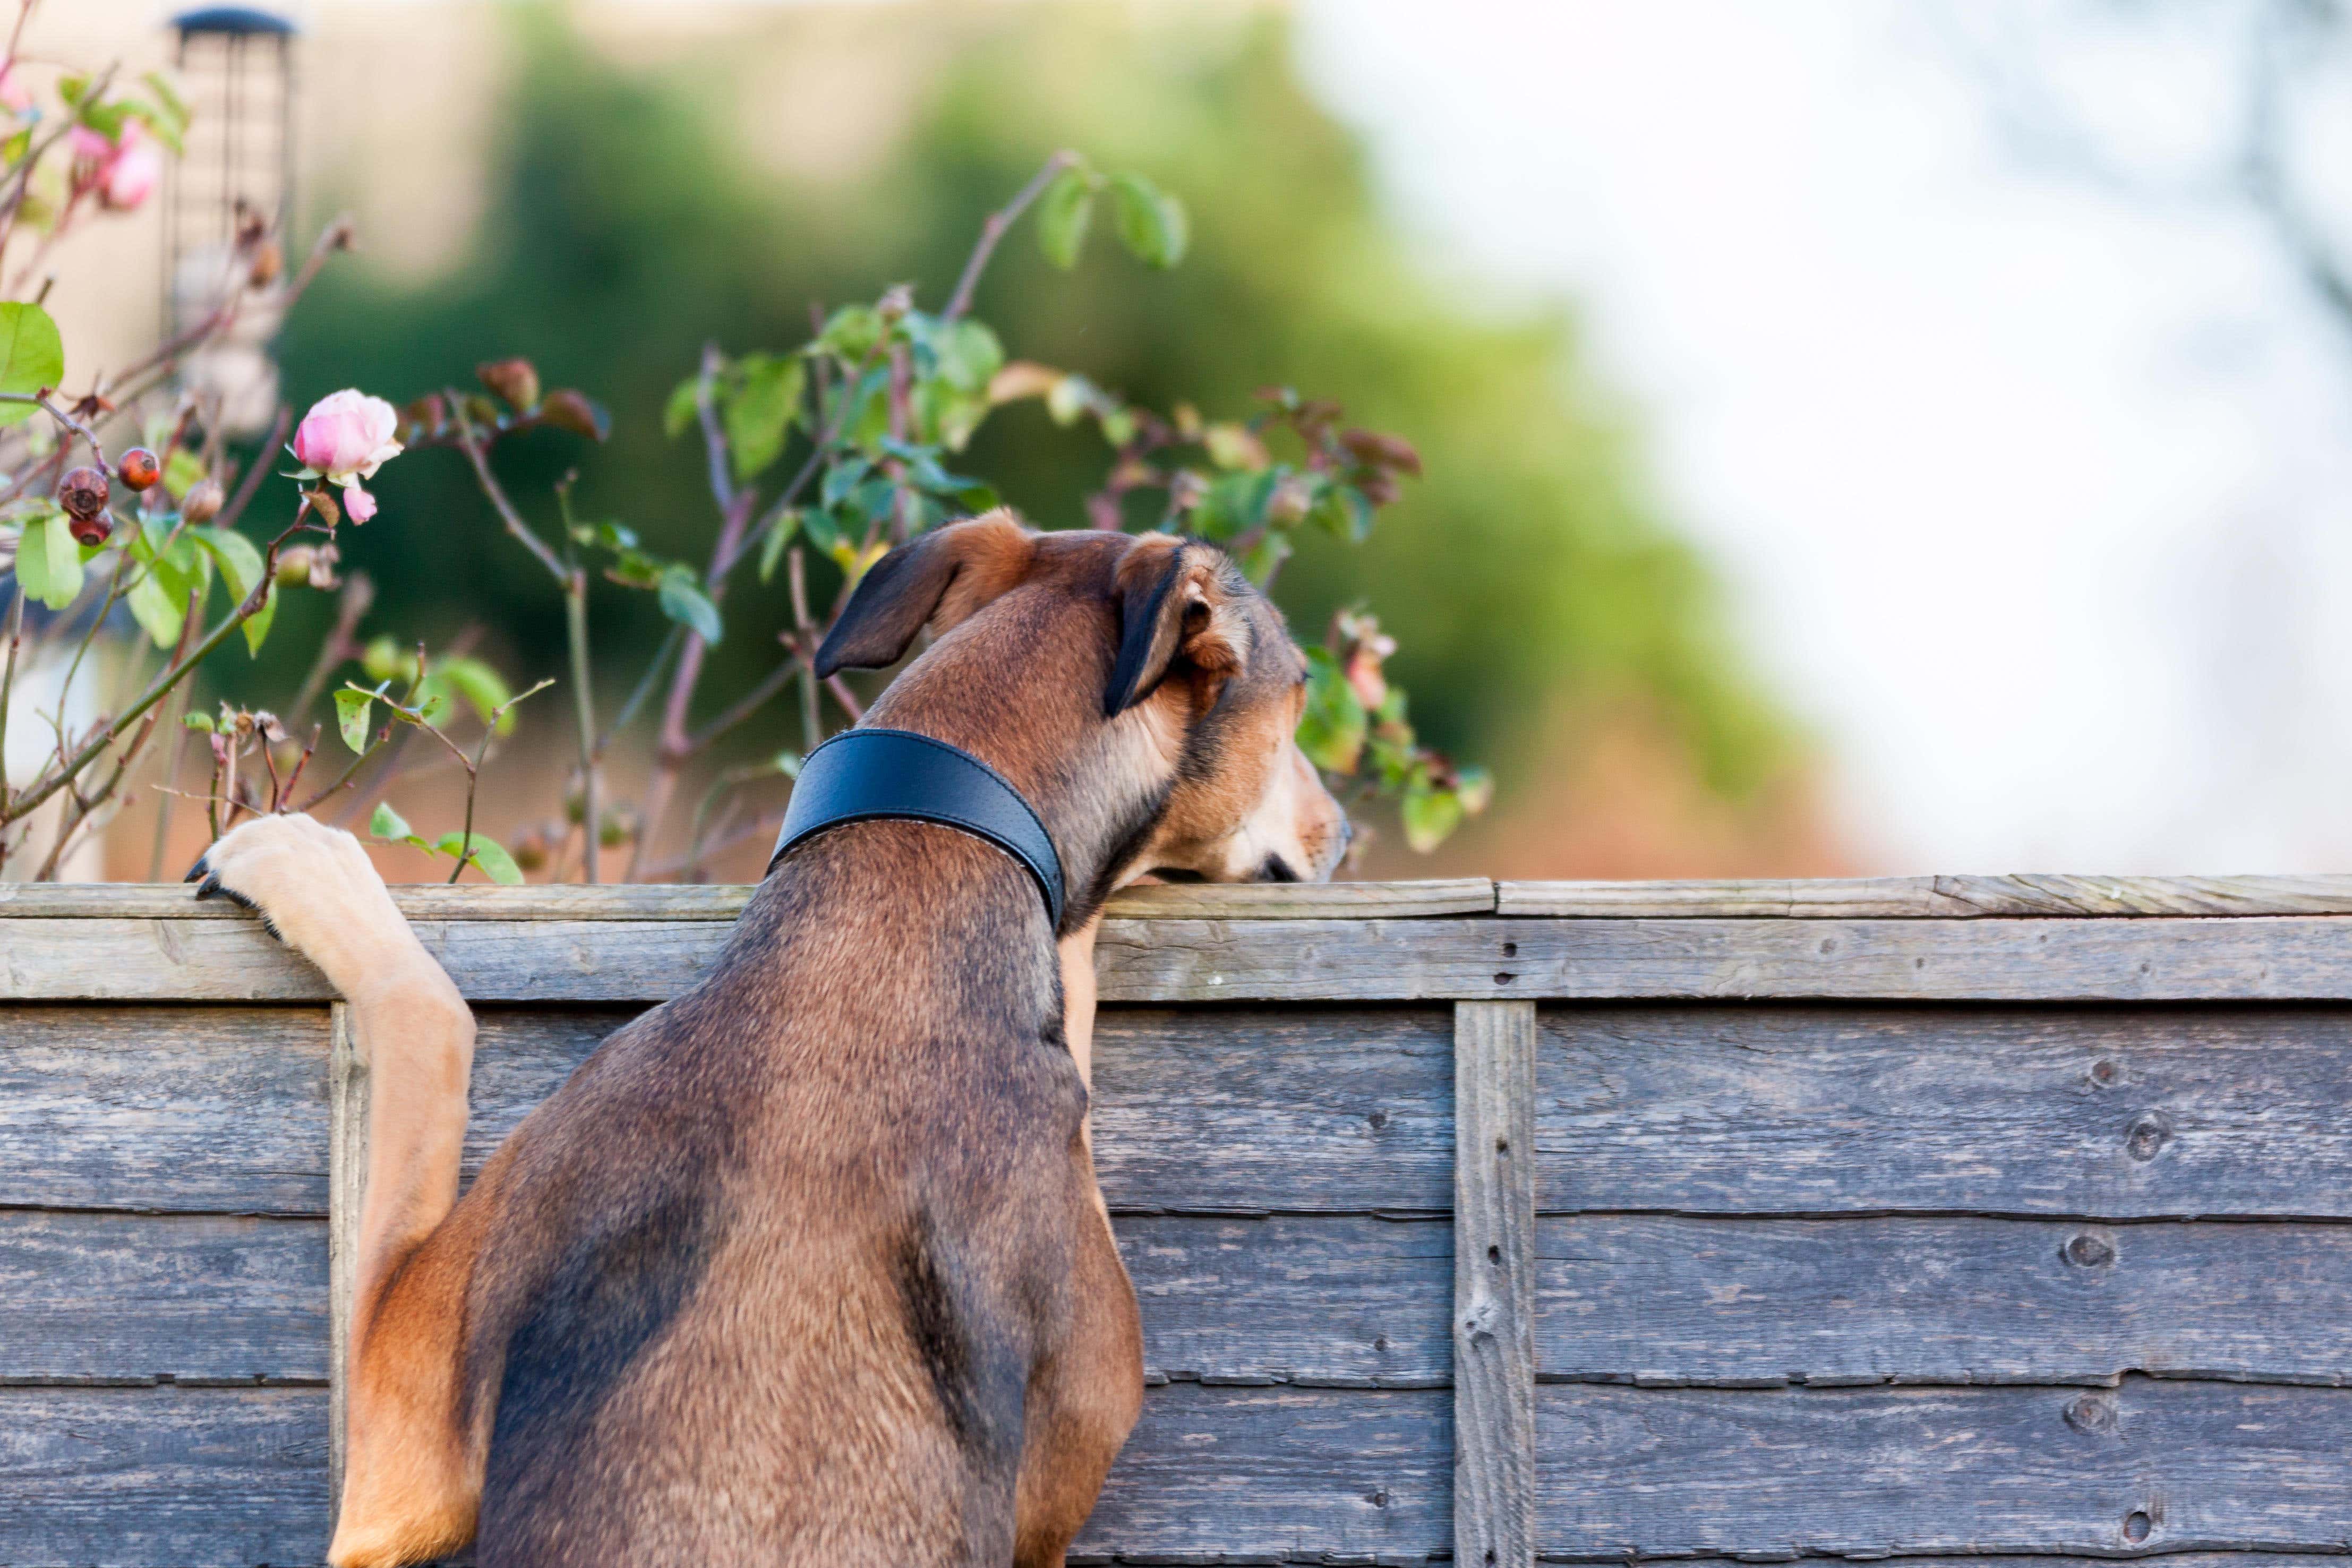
[[0, 33, 1483, 882]]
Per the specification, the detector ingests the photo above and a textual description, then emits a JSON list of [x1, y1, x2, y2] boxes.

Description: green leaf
[[141, 71, 191, 134], [1399, 783, 1463, 853], [662, 377, 700, 439], [757, 508, 800, 584], [1235, 529, 1292, 586], [369, 801, 413, 841], [816, 305, 886, 363], [932, 320, 1004, 395], [196, 530, 273, 655], [15, 508, 82, 610], [335, 689, 374, 755], [1045, 374, 1096, 427], [801, 506, 842, 553], [127, 567, 185, 647], [725, 354, 806, 481], [0, 303, 64, 428], [657, 567, 723, 645], [160, 449, 207, 500], [434, 656, 514, 729], [1036, 167, 1095, 269], [820, 458, 871, 510], [1107, 173, 1188, 268], [1295, 648, 1367, 774], [438, 832, 524, 885], [182, 712, 215, 733]]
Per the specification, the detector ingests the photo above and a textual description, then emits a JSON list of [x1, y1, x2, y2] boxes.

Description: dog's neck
[[834, 584, 1173, 929]]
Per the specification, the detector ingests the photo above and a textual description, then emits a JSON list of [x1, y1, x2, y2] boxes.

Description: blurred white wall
[[1301, 0, 2352, 873]]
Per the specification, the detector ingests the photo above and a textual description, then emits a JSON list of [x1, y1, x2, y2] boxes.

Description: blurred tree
[[276, 3, 1789, 838]]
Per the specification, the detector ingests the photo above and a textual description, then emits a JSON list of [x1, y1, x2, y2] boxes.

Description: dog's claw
[[184, 854, 210, 887]]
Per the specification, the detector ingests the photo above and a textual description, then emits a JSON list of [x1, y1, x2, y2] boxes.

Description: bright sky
[[1298, 0, 2352, 874]]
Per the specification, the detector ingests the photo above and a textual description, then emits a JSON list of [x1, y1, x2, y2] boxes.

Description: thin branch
[[212, 405, 292, 535], [943, 149, 1080, 323], [686, 652, 798, 755], [444, 391, 570, 584]]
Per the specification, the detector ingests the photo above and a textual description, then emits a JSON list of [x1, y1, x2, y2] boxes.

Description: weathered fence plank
[[0, 1386, 328, 1565], [0, 1005, 328, 1214], [1537, 1377, 2352, 1558], [451, 1005, 1459, 1216], [1454, 1000, 1535, 1568], [1536, 1213, 2352, 1387], [1121, 1215, 1450, 1388], [0, 1212, 325, 1384], [20, 911, 2352, 1002], [0, 878, 1496, 922], [0, 1383, 1446, 1567], [1539, 1004, 2352, 1216], [1075, 1383, 1449, 1564], [1500, 872, 2352, 918]]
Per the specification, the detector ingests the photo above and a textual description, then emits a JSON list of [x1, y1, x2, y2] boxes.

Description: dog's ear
[[1105, 538, 1245, 716], [814, 510, 1035, 676]]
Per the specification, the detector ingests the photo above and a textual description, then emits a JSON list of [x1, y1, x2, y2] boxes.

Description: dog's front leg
[[192, 815, 487, 1566]]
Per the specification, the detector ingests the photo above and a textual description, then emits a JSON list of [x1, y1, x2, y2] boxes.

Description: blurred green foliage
[[275, 4, 1785, 802]]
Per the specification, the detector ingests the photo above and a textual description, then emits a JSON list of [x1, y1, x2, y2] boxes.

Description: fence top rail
[[8, 873, 2352, 922]]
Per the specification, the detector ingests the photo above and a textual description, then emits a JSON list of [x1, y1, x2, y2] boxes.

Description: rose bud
[[537, 389, 610, 442], [117, 448, 161, 491], [179, 477, 225, 525], [476, 358, 540, 412], [248, 241, 284, 289], [59, 466, 110, 521]]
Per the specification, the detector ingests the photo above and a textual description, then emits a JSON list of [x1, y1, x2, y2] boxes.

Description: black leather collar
[[768, 727, 1066, 928]]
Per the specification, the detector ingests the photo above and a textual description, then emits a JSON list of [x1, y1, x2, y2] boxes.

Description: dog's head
[[813, 511, 1349, 916]]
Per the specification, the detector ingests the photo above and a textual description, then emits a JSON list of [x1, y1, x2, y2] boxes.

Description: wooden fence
[[7, 873, 2352, 1565]]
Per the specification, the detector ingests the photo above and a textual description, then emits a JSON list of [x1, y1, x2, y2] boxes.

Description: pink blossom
[[98, 132, 160, 211], [67, 122, 161, 212], [342, 486, 378, 525], [293, 390, 403, 482], [0, 68, 34, 116]]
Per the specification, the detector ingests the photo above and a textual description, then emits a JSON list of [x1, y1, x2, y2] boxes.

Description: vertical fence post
[[1455, 998, 1536, 1567], [327, 1001, 369, 1532]]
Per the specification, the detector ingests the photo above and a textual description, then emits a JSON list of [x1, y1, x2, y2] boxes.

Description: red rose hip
[[117, 447, 161, 491]]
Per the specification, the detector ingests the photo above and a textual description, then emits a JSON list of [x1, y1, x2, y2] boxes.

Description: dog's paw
[[186, 813, 407, 981]]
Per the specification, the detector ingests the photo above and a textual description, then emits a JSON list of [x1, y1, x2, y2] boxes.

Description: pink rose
[[67, 122, 161, 212], [293, 390, 403, 525], [98, 133, 160, 211]]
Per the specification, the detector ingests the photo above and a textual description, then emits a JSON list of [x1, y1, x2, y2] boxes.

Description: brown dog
[[192, 514, 1347, 1567]]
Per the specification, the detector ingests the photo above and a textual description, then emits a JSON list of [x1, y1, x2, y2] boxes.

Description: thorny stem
[[557, 479, 600, 884], [286, 571, 374, 726], [943, 149, 1079, 324], [787, 547, 821, 755], [446, 392, 570, 584], [446, 678, 551, 882], [0, 392, 109, 468]]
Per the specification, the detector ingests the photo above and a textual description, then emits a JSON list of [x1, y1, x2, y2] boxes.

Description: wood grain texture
[[0, 1383, 1441, 1567], [327, 1002, 364, 1522], [1540, 1004, 2352, 1217], [1120, 1215, 1450, 1388], [1538, 1377, 2352, 1558], [1074, 1383, 1449, 1565], [21, 912, 2352, 1003], [1454, 1001, 1536, 1568], [0, 1386, 327, 1565], [0, 1005, 329, 1214], [1536, 1213, 2352, 1387], [1498, 872, 2352, 918], [1, 878, 1491, 921], [0, 1211, 324, 1384], [450, 1005, 1459, 1216]]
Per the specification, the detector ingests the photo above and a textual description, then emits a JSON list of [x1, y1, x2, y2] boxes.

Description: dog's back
[[456, 827, 1087, 1565]]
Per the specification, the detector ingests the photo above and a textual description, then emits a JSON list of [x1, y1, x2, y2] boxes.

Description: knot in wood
[[2124, 1110, 2174, 1162], [2065, 1394, 2118, 1435], [2064, 1232, 2116, 1268]]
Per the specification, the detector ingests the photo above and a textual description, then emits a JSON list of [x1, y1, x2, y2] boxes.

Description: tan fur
[[192, 520, 1342, 1567]]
